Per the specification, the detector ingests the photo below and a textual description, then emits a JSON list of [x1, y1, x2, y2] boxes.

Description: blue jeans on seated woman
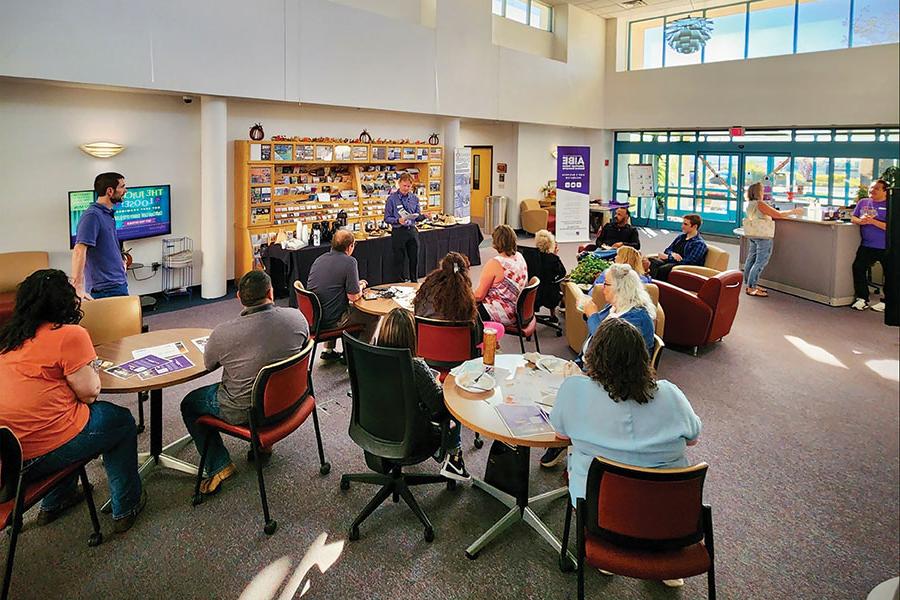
[[744, 237, 774, 289], [23, 401, 142, 521], [180, 383, 240, 478]]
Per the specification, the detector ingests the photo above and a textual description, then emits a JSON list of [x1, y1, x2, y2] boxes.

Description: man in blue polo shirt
[[384, 173, 424, 282], [72, 172, 129, 299]]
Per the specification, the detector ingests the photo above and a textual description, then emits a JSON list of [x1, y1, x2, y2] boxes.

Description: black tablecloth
[[262, 223, 483, 305]]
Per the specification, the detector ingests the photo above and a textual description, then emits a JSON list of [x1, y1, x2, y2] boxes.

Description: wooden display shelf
[[235, 139, 443, 279]]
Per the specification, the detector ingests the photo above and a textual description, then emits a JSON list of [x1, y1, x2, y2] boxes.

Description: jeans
[[91, 283, 130, 299], [23, 401, 142, 521], [744, 237, 774, 289], [180, 383, 238, 477], [851, 245, 886, 300]]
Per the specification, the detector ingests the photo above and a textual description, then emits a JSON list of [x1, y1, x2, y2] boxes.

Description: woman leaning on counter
[[742, 182, 804, 297]]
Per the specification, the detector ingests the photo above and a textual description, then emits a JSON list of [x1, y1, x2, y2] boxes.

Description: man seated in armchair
[[644, 214, 708, 282]]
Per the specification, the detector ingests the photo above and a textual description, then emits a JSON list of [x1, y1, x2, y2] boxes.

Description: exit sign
[[730, 126, 745, 137]]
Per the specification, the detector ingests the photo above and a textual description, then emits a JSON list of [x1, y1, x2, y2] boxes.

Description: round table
[[443, 353, 573, 566], [96, 328, 214, 501], [354, 282, 419, 317]]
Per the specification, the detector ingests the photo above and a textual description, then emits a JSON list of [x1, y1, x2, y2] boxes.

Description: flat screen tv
[[69, 185, 172, 248]]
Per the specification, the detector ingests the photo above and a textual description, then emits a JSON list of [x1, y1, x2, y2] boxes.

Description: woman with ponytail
[[414, 252, 479, 324]]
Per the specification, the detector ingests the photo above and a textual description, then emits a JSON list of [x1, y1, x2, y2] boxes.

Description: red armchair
[[655, 270, 743, 355]]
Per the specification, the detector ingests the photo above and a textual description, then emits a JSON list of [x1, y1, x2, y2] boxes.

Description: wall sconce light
[[79, 141, 125, 158]]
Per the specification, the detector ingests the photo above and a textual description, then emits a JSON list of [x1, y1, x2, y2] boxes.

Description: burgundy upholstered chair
[[1, 426, 103, 600], [655, 269, 743, 355], [560, 457, 716, 600], [294, 281, 364, 371], [414, 316, 480, 381], [191, 340, 329, 535], [504, 276, 541, 353]]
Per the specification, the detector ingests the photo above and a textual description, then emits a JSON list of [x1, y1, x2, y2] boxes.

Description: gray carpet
[[3, 231, 898, 600]]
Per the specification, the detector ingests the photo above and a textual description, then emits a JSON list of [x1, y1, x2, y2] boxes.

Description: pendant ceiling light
[[665, 17, 714, 54]]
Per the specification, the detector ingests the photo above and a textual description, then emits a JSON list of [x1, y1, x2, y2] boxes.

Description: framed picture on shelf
[[402, 147, 416, 160], [429, 194, 441, 207], [351, 145, 369, 161], [372, 146, 387, 160], [260, 144, 272, 161], [250, 187, 271, 204], [388, 147, 401, 161], [334, 145, 351, 160], [429, 147, 442, 161], [428, 165, 441, 179], [429, 181, 441, 192], [251, 207, 271, 224], [296, 145, 314, 161], [416, 148, 428, 161], [316, 145, 334, 161], [274, 144, 292, 161]]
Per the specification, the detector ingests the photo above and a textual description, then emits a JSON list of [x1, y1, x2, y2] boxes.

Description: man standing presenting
[[645, 214, 708, 282], [850, 178, 889, 312], [595, 206, 641, 250], [384, 173, 424, 282], [72, 172, 129, 299], [307, 229, 379, 361], [180, 270, 309, 494]]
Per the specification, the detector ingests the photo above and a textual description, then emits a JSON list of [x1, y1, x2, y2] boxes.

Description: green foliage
[[881, 166, 900, 189], [857, 185, 869, 200], [569, 255, 611, 285]]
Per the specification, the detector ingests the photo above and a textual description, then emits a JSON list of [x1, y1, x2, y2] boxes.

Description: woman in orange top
[[0, 270, 144, 532]]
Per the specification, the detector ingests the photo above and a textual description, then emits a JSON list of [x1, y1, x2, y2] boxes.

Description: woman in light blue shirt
[[550, 318, 702, 506]]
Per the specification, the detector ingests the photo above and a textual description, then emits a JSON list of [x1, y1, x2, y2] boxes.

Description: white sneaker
[[871, 301, 885, 312], [598, 569, 614, 576], [851, 298, 869, 311], [662, 579, 684, 587]]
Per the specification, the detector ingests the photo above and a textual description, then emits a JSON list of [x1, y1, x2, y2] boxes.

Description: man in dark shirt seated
[[645, 213, 708, 282], [596, 207, 640, 250], [307, 229, 379, 360]]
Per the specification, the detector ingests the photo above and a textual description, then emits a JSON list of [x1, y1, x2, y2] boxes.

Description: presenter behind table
[[384, 173, 426, 282], [71, 172, 130, 300]]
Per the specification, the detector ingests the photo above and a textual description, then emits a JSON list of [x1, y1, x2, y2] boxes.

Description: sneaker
[[598, 569, 614, 576], [320, 350, 343, 362], [662, 579, 685, 588], [871, 301, 885, 312], [113, 489, 148, 534], [851, 298, 869, 311], [540, 447, 566, 468], [440, 452, 471, 482], [36, 483, 90, 526]]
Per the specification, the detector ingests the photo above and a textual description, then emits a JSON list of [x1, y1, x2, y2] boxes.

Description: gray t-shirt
[[307, 249, 361, 327], [204, 303, 310, 422]]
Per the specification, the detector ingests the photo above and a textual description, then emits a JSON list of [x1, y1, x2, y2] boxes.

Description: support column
[[442, 117, 460, 216], [200, 96, 227, 299]]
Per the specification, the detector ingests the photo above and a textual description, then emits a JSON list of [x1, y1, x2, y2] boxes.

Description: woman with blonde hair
[[743, 182, 803, 297], [593, 245, 651, 289], [374, 308, 470, 481], [475, 224, 528, 326]]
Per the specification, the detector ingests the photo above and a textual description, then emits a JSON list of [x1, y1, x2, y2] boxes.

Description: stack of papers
[[104, 354, 194, 380], [495, 404, 554, 438], [388, 286, 416, 312]]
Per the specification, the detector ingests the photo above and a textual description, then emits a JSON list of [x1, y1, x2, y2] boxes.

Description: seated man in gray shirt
[[306, 229, 379, 360], [180, 270, 310, 495]]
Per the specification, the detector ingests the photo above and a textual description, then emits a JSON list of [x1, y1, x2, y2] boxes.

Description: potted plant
[[880, 165, 900, 189]]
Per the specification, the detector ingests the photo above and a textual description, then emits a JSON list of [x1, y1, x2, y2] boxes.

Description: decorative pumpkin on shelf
[[359, 130, 372, 143], [249, 123, 265, 141], [428, 132, 439, 145]]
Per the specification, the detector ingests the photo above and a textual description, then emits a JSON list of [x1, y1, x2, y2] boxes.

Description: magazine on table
[[494, 404, 555, 438]]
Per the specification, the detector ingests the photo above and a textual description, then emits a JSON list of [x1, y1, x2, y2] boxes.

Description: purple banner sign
[[556, 146, 590, 196]]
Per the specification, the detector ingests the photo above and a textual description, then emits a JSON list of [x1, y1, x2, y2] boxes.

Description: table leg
[[150, 388, 163, 459], [465, 507, 522, 559]]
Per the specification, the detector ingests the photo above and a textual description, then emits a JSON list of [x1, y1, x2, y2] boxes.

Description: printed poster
[[453, 147, 472, 222], [555, 146, 591, 243]]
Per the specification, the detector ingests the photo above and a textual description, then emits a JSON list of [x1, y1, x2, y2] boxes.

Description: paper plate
[[537, 356, 567, 373], [456, 371, 495, 393]]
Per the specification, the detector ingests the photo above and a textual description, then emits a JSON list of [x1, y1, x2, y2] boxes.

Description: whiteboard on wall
[[627, 164, 655, 198]]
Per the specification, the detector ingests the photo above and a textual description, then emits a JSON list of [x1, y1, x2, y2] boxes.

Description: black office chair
[[519, 245, 565, 337], [339, 333, 455, 543]]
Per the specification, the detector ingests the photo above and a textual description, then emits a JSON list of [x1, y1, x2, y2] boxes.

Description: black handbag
[[483, 440, 529, 500]]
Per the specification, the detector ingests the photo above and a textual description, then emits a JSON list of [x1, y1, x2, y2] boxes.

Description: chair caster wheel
[[88, 532, 103, 547], [320, 462, 331, 476], [136, 425, 145, 434], [446, 480, 456, 491], [348, 526, 360, 541], [473, 437, 484, 449], [264, 520, 277, 535], [424, 527, 434, 543], [465, 550, 477, 560], [340, 477, 350, 491], [556, 331, 562, 337]]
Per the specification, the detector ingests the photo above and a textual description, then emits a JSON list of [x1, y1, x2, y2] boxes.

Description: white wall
[[460, 120, 519, 222], [0, 79, 446, 291], [492, 15, 555, 60], [605, 19, 900, 129], [0, 0, 607, 129]]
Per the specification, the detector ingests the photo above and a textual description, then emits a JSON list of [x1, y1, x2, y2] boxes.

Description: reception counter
[[738, 217, 859, 306]]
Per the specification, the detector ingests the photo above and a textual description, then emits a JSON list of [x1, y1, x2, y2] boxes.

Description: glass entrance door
[[694, 153, 740, 235]]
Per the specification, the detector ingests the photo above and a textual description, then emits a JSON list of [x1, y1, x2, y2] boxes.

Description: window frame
[[493, 0, 553, 32]]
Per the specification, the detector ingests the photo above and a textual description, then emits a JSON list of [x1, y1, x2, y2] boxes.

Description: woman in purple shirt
[[850, 178, 889, 312]]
